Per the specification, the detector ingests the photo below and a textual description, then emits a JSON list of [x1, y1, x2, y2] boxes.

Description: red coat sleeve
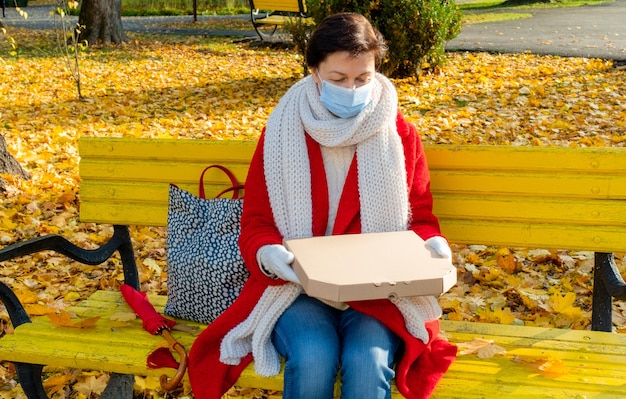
[[397, 113, 444, 241], [238, 132, 285, 285]]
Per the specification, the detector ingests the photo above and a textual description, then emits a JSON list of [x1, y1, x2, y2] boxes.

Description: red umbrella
[[120, 283, 188, 391]]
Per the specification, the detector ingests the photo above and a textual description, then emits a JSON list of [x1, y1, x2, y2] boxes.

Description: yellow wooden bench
[[248, 0, 314, 41], [2, 136, 626, 398]]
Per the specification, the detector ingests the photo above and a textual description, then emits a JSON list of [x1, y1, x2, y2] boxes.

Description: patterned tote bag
[[164, 165, 249, 324]]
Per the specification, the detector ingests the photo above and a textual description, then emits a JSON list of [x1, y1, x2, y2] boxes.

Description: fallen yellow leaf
[[109, 311, 137, 322], [24, 304, 57, 316], [514, 356, 571, 379], [74, 374, 109, 396], [497, 247, 520, 274], [457, 337, 507, 358], [47, 311, 100, 328], [43, 373, 74, 396]]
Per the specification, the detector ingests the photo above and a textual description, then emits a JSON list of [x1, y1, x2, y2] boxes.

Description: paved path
[[446, 0, 626, 61], [2, 0, 625, 61]]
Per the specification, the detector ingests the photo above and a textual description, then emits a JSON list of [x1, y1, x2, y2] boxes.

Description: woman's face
[[312, 51, 376, 90]]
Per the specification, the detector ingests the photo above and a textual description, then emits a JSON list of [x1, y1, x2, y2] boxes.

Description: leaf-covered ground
[[1, 27, 626, 398]]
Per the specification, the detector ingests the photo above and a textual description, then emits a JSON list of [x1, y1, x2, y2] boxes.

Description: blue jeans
[[271, 294, 401, 399]]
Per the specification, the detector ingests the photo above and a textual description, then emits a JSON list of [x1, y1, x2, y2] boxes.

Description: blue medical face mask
[[317, 73, 374, 118]]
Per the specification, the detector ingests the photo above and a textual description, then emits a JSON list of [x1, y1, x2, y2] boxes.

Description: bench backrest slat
[[249, 0, 305, 14], [431, 170, 626, 199], [434, 195, 626, 226], [78, 137, 626, 253], [427, 145, 626, 251], [426, 145, 626, 174], [79, 138, 256, 226]]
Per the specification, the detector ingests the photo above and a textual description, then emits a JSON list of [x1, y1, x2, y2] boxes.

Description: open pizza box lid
[[284, 231, 457, 302]]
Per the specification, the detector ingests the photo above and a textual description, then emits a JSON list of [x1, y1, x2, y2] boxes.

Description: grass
[[458, 0, 613, 24], [462, 11, 533, 24], [459, 0, 611, 10]]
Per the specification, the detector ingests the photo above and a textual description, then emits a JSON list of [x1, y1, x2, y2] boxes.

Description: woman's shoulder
[[395, 111, 419, 140], [395, 112, 426, 160]]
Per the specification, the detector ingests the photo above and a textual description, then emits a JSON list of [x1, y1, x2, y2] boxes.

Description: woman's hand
[[425, 236, 452, 258], [258, 244, 301, 284]]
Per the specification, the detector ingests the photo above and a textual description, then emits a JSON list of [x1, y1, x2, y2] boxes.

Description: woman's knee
[[340, 345, 396, 399], [274, 318, 340, 398], [272, 296, 342, 385], [339, 310, 400, 399], [275, 324, 341, 372]]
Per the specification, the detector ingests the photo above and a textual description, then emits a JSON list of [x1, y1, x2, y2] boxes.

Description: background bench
[[2, 136, 626, 398], [248, 0, 313, 41]]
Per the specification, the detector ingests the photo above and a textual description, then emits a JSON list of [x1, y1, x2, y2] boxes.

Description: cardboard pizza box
[[284, 231, 457, 302]]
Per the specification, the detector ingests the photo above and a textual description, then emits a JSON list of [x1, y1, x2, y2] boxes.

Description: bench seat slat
[[437, 367, 625, 398], [252, 15, 314, 25], [441, 320, 626, 348], [2, 327, 180, 376], [3, 291, 626, 397]]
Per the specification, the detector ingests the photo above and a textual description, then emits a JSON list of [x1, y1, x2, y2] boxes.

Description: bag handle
[[215, 184, 246, 199], [198, 165, 244, 199]]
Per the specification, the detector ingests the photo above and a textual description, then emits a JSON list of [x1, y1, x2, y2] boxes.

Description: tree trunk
[[0, 135, 29, 189], [0, 135, 29, 177], [78, 0, 128, 45]]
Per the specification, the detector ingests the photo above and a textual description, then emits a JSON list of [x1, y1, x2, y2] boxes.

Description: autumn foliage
[[0, 26, 626, 398]]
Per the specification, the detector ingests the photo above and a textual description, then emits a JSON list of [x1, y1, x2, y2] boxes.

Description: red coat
[[188, 113, 457, 399]]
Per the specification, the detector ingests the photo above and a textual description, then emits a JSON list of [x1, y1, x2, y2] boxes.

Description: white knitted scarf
[[220, 73, 442, 376], [263, 73, 409, 238]]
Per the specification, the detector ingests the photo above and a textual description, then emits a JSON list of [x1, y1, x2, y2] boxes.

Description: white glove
[[258, 244, 300, 284], [425, 236, 452, 258]]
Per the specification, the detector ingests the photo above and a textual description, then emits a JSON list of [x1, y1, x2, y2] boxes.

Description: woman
[[189, 13, 457, 399]]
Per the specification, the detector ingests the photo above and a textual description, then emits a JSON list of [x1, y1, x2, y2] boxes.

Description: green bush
[[4, 0, 29, 7], [301, 0, 462, 78]]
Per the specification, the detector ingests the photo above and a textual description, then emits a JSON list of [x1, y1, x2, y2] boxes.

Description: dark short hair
[[306, 13, 387, 70]]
